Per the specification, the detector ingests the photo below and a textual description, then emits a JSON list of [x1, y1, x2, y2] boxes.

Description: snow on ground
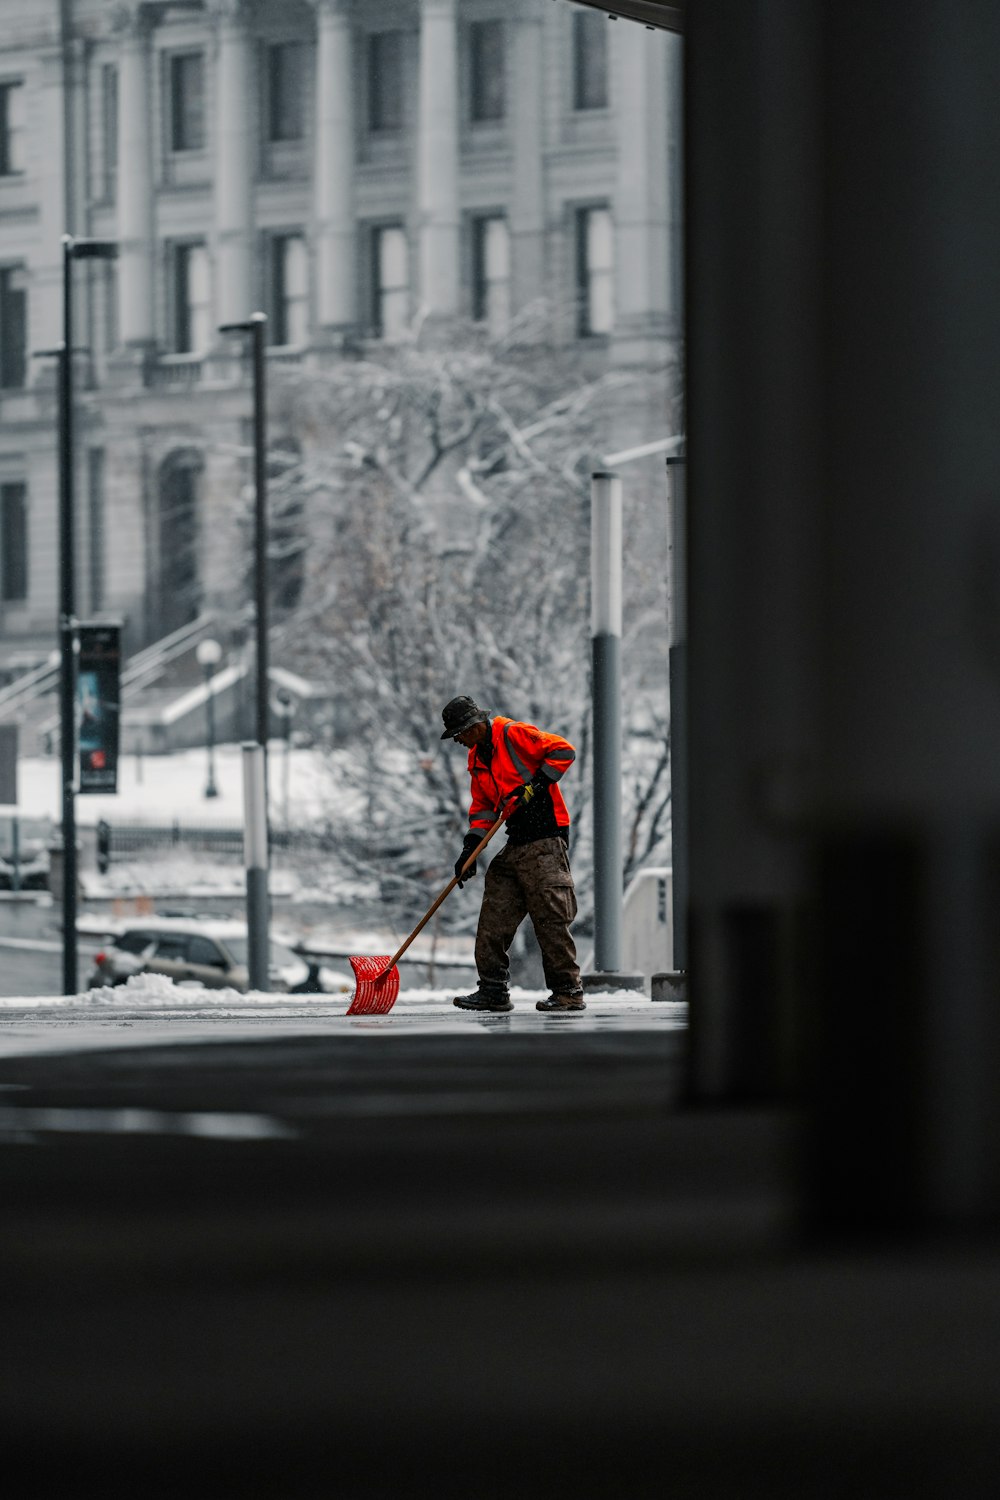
[[76, 855, 377, 905], [79, 856, 297, 901], [16, 744, 354, 828], [84, 857, 380, 906], [16, 744, 380, 905]]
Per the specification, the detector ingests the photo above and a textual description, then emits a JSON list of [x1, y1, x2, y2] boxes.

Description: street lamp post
[[219, 312, 269, 991], [57, 235, 118, 995], [196, 637, 222, 799]]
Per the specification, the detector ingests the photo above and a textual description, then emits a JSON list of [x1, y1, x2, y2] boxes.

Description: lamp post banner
[[78, 623, 121, 794]]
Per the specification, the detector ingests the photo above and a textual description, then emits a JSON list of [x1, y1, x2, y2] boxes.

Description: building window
[[266, 42, 306, 143], [572, 12, 609, 112], [576, 207, 614, 336], [173, 243, 211, 353], [102, 64, 118, 197], [169, 52, 205, 152], [271, 234, 309, 347], [372, 226, 408, 339], [0, 265, 27, 390], [0, 482, 28, 603], [470, 20, 505, 123], [472, 217, 510, 336], [88, 450, 105, 613], [0, 81, 26, 175], [368, 32, 403, 133]]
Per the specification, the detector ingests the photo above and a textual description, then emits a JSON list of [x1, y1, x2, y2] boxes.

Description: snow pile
[[80, 971, 306, 1008]]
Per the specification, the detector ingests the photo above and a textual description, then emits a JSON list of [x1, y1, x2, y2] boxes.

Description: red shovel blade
[[347, 955, 401, 1015]]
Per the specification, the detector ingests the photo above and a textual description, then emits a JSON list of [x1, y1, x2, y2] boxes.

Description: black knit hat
[[440, 695, 490, 740]]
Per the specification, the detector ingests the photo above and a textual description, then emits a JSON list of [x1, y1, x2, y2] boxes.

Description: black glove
[[455, 835, 481, 887], [511, 772, 548, 809]]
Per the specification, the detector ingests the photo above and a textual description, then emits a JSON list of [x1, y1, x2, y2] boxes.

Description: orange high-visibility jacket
[[467, 717, 575, 835]]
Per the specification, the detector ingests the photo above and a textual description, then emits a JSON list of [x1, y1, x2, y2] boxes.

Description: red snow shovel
[[347, 806, 511, 1015]]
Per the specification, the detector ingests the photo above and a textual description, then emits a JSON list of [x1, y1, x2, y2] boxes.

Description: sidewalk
[[0, 980, 686, 1060]]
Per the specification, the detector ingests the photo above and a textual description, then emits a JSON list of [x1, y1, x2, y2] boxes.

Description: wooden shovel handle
[[383, 807, 510, 973]]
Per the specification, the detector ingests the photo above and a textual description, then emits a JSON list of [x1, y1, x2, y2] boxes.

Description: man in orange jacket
[[441, 694, 585, 1014]]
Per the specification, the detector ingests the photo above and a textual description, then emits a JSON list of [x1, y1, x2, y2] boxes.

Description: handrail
[[121, 613, 216, 688], [121, 614, 218, 698], [0, 656, 58, 714]]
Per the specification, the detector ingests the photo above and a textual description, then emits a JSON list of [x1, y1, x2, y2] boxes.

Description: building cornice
[[109, 1, 207, 38]]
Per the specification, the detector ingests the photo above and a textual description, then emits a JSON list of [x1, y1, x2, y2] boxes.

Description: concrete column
[[510, 4, 546, 320], [417, 0, 460, 316], [312, 0, 356, 333], [114, 5, 155, 350], [212, 0, 254, 326], [613, 20, 670, 363]]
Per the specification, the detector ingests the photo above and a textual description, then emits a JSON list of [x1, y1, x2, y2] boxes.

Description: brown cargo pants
[[475, 835, 583, 997]]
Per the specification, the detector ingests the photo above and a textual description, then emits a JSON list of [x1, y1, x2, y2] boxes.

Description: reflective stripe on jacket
[[467, 717, 574, 834]]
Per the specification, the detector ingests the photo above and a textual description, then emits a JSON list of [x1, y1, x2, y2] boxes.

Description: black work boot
[[535, 992, 586, 1013], [453, 983, 512, 1013]]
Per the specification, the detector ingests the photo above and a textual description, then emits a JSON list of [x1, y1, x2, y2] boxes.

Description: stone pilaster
[[416, 0, 460, 317], [112, 3, 156, 353], [29, 42, 71, 360], [510, 3, 546, 323], [211, 0, 255, 326], [612, 20, 670, 364], [311, 0, 356, 335]]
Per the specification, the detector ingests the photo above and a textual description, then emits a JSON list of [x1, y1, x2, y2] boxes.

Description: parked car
[[87, 916, 352, 995], [0, 808, 52, 891]]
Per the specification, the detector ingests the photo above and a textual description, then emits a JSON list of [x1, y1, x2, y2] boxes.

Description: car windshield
[[223, 937, 301, 969]]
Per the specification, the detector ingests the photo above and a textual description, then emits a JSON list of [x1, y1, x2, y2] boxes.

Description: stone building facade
[[0, 0, 681, 667]]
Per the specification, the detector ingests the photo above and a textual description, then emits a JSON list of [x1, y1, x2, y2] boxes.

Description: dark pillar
[[685, 0, 822, 1103], [687, 0, 1000, 1229]]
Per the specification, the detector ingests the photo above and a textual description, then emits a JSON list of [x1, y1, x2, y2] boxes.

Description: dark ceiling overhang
[[566, 1, 685, 34]]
